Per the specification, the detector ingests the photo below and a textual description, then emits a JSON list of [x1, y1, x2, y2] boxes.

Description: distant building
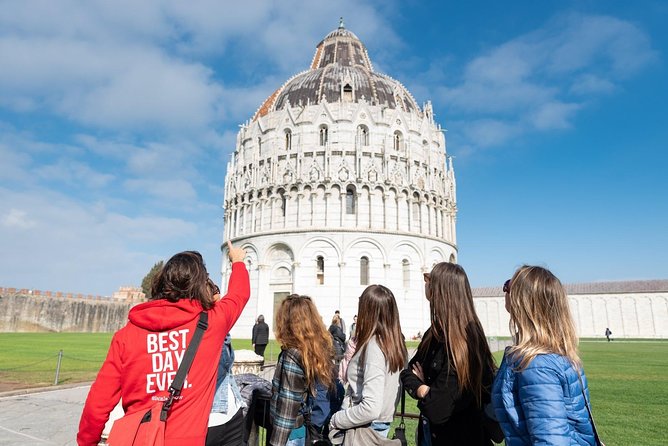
[[473, 279, 668, 338], [222, 21, 456, 339], [112, 286, 145, 302]]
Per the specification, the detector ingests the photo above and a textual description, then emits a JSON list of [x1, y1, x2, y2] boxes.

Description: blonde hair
[[422, 262, 495, 406], [355, 285, 407, 373], [274, 294, 334, 390], [506, 265, 581, 370]]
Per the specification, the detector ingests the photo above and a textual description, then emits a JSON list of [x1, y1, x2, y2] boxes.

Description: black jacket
[[328, 325, 346, 356], [400, 328, 494, 446], [252, 322, 270, 345]]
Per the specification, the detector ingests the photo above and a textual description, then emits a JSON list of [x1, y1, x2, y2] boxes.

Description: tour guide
[[77, 242, 249, 446]]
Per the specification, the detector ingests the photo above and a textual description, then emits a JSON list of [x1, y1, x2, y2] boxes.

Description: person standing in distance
[[253, 314, 270, 357], [334, 310, 346, 336]]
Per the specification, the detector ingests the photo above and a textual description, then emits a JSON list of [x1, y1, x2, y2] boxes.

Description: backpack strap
[[160, 312, 208, 421]]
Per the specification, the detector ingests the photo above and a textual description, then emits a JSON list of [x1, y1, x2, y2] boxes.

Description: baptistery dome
[[255, 20, 419, 120], [222, 20, 457, 340]]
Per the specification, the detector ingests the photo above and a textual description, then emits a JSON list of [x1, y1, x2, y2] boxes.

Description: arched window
[[360, 256, 369, 285], [343, 84, 353, 102], [285, 129, 292, 151], [319, 125, 328, 146], [358, 125, 369, 146], [257, 137, 262, 156], [412, 192, 420, 220], [346, 186, 356, 214], [277, 190, 286, 217], [316, 256, 325, 285], [393, 130, 403, 151], [402, 259, 410, 288]]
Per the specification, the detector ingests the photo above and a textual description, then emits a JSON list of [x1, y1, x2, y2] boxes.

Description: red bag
[[106, 403, 165, 446]]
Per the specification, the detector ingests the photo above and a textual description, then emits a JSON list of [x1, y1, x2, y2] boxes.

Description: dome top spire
[[339, 16, 345, 29]]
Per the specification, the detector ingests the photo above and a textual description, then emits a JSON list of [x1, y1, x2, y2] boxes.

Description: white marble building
[[221, 22, 456, 339]]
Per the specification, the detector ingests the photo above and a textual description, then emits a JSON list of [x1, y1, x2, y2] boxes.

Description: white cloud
[[0, 186, 201, 295], [0, 0, 398, 135], [458, 119, 522, 148], [530, 101, 581, 131], [569, 74, 616, 95], [431, 13, 656, 153], [123, 178, 198, 202], [35, 160, 115, 188], [2, 209, 36, 229]]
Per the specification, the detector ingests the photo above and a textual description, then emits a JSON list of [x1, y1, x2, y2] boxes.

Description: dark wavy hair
[[150, 251, 217, 309]]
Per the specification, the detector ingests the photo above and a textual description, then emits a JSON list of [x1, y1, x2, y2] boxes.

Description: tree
[[141, 260, 164, 299]]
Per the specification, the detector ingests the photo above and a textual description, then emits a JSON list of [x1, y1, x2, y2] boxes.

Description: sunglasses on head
[[207, 278, 220, 295], [503, 279, 511, 294]]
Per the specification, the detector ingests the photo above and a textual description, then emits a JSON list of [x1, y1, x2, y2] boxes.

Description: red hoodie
[[77, 262, 250, 446]]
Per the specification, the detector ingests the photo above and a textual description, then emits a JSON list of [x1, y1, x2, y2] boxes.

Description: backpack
[[306, 377, 344, 434]]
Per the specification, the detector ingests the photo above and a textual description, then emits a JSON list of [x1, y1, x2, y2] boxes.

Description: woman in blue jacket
[[492, 265, 600, 446]]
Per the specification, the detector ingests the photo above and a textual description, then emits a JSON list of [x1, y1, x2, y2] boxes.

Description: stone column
[[251, 198, 257, 234], [258, 198, 265, 232], [338, 262, 346, 310], [356, 192, 362, 228], [384, 263, 392, 283], [291, 262, 301, 293], [310, 191, 316, 227], [269, 196, 275, 231], [296, 191, 303, 227], [324, 190, 331, 227]]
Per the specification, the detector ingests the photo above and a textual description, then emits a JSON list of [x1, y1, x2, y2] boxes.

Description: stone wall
[[0, 292, 133, 332]]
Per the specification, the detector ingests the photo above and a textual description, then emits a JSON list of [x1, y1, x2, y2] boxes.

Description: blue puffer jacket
[[492, 351, 596, 446]]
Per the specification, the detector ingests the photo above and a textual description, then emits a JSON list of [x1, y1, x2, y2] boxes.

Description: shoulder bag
[[577, 372, 604, 446], [391, 386, 407, 446], [106, 312, 209, 446]]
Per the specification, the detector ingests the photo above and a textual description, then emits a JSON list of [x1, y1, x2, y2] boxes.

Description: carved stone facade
[[222, 22, 456, 339]]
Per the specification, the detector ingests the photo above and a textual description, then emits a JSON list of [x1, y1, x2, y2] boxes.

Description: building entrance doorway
[[273, 291, 291, 327]]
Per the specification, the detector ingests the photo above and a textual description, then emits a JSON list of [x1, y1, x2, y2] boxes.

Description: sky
[[1, 0, 666, 296]]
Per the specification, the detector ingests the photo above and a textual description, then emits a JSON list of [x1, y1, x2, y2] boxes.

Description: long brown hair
[[274, 294, 334, 390], [422, 262, 495, 406], [506, 265, 581, 370], [355, 285, 407, 373], [150, 251, 217, 309]]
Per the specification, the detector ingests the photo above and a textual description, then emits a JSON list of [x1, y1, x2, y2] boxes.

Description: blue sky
[[1, 0, 666, 296]]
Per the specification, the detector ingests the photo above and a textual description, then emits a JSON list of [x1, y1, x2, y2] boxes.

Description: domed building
[[221, 20, 457, 340]]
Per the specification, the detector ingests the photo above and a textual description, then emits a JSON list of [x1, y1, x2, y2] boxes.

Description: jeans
[[286, 438, 305, 446], [371, 421, 391, 438]]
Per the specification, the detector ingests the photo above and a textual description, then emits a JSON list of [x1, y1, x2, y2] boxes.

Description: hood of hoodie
[[128, 298, 204, 332]]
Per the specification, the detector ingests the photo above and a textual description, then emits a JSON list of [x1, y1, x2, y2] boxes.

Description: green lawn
[[0, 334, 665, 445]]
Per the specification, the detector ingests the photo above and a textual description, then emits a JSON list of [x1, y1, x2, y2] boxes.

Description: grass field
[[0, 334, 665, 445]]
